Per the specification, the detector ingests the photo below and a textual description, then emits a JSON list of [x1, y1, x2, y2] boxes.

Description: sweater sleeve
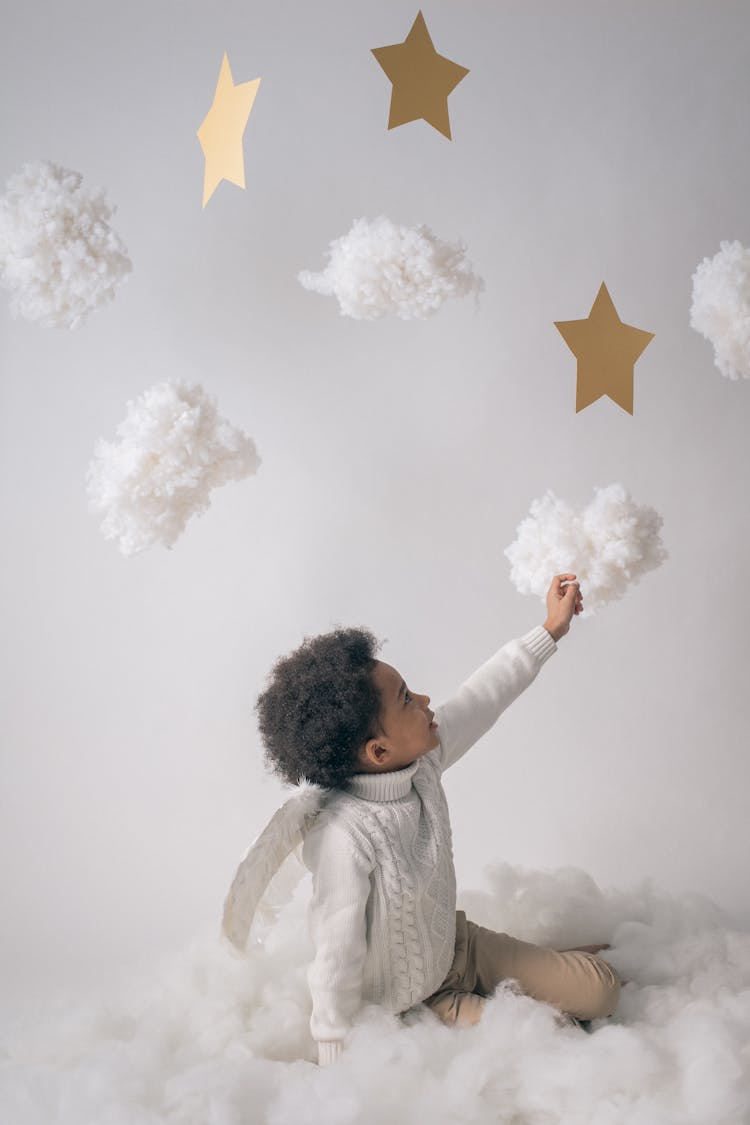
[[302, 817, 375, 1066], [432, 625, 557, 773]]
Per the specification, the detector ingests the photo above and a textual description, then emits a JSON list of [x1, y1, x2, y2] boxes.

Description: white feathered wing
[[221, 783, 329, 952]]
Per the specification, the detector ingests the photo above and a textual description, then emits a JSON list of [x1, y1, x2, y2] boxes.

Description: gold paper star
[[371, 11, 469, 139], [555, 283, 654, 414], [197, 52, 260, 208]]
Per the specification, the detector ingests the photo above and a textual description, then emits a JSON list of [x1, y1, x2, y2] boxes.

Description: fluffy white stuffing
[[3, 863, 750, 1125], [690, 239, 750, 380], [504, 483, 667, 615], [0, 160, 131, 329], [298, 216, 484, 319], [86, 381, 261, 555]]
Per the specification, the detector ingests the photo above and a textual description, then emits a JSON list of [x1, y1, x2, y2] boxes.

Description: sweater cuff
[[318, 1040, 344, 1066], [520, 625, 557, 667]]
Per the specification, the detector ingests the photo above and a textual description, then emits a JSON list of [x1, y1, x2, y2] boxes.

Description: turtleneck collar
[[345, 759, 419, 802]]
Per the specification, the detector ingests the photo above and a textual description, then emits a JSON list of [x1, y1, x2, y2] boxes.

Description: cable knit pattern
[[301, 624, 558, 1065]]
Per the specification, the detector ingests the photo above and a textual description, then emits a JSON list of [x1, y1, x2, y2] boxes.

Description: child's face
[[356, 660, 440, 773]]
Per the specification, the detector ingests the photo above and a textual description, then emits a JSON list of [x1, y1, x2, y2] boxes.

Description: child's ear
[[361, 738, 386, 769]]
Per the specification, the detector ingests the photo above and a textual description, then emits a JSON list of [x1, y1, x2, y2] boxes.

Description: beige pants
[[422, 911, 621, 1028]]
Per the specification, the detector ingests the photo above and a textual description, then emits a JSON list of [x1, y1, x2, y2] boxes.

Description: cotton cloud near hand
[[298, 216, 483, 320], [690, 239, 750, 380], [86, 381, 260, 556], [0, 160, 131, 329], [504, 484, 667, 615]]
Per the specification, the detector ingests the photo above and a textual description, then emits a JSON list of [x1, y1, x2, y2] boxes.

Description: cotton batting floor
[[1, 863, 749, 1125]]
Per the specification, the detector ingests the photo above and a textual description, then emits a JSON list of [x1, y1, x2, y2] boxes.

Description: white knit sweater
[[301, 624, 558, 1066]]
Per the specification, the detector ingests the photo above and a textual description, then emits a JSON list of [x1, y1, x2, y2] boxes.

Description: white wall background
[[2, 0, 749, 1022]]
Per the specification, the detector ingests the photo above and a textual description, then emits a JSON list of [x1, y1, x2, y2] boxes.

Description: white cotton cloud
[[86, 381, 261, 556], [298, 216, 483, 320], [690, 239, 750, 380], [504, 483, 667, 615], [0, 160, 132, 329], [3, 863, 749, 1125]]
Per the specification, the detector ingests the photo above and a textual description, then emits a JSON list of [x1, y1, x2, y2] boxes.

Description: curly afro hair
[[255, 626, 384, 790]]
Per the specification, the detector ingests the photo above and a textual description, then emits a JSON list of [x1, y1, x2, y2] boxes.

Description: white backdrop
[[1, 0, 749, 1022]]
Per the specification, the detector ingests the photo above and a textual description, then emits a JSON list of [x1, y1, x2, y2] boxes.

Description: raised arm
[[302, 817, 375, 1066], [431, 574, 582, 772], [432, 625, 557, 772]]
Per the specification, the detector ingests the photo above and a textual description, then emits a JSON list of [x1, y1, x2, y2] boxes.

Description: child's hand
[[543, 573, 583, 642]]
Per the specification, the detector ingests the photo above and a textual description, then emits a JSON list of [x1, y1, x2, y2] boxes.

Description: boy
[[255, 574, 621, 1065]]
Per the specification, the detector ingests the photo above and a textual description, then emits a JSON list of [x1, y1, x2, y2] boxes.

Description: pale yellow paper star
[[372, 10, 469, 139], [555, 283, 655, 414], [197, 52, 260, 208]]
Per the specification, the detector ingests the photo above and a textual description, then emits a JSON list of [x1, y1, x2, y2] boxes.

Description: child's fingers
[[552, 574, 577, 596]]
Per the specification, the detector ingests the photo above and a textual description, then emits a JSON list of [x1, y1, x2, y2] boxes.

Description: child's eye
[[404, 689, 412, 704]]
